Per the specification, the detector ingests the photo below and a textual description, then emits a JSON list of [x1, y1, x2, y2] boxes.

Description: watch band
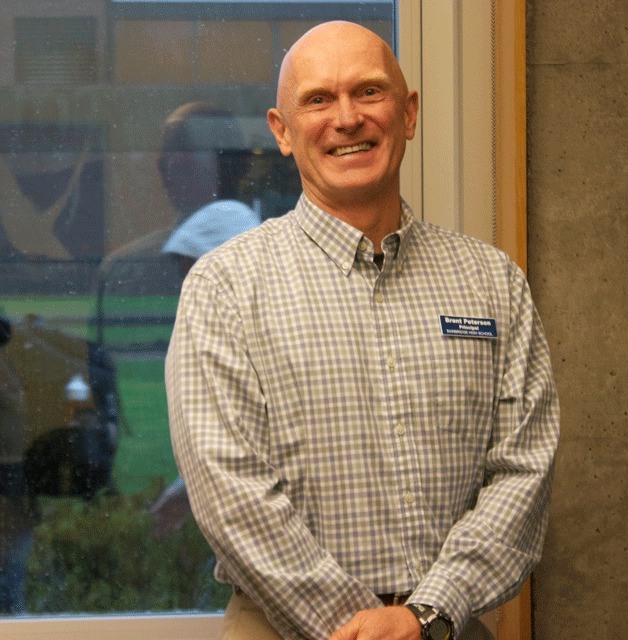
[[405, 603, 453, 640]]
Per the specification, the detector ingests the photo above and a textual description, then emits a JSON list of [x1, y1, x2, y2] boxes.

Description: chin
[[335, 175, 394, 199]]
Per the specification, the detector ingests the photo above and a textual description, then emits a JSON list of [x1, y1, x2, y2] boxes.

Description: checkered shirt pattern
[[166, 195, 559, 639]]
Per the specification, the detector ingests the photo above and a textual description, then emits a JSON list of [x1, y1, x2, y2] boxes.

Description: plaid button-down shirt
[[166, 195, 559, 639]]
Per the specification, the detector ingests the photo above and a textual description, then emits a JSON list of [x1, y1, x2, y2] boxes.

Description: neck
[[306, 187, 402, 253], [174, 196, 218, 224]]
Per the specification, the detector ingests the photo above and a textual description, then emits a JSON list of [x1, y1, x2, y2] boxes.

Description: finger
[[329, 618, 359, 640]]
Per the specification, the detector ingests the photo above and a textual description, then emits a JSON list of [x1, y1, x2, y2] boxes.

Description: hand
[[329, 606, 422, 640]]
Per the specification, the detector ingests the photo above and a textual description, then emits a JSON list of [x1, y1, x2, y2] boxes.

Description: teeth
[[331, 142, 373, 156]]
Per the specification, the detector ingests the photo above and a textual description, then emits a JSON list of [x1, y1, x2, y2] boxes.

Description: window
[[1, 1, 524, 638], [0, 1, 393, 637]]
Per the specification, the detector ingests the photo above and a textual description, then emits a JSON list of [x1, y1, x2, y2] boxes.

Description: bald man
[[166, 21, 559, 640]]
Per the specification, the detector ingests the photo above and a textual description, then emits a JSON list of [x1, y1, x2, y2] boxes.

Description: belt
[[377, 592, 411, 606], [235, 585, 410, 607]]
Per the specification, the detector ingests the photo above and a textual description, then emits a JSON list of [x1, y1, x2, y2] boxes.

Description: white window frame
[[3, 1, 527, 637], [400, 0, 497, 246]]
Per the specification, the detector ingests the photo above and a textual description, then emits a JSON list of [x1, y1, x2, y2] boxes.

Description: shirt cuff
[[408, 571, 472, 640]]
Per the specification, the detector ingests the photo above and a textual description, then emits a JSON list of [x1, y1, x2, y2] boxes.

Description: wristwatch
[[405, 603, 453, 640]]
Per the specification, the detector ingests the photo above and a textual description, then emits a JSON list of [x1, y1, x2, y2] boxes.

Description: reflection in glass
[[0, 0, 393, 617]]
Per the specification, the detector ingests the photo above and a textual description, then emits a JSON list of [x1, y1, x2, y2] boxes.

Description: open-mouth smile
[[328, 142, 375, 157]]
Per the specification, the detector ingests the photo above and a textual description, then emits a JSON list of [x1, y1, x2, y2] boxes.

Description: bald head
[[267, 20, 418, 225], [276, 21, 408, 112]]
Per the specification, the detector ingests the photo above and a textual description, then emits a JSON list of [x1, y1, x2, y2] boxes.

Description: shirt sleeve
[[165, 270, 382, 640], [408, 263, 560, 637]]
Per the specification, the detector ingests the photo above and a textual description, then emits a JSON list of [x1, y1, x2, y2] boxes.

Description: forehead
[[282, 28, 401, 98]]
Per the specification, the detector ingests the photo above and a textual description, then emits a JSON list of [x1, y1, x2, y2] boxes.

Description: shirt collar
[[295, 194, 417, 276]]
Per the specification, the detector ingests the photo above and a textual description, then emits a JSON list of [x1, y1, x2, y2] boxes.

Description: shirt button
[[404, 492, 415, 505], [395, 423, 406, 436], [358, 240, 369, 251], [375, 292, 385, 304], [386, 356, 396, 371]]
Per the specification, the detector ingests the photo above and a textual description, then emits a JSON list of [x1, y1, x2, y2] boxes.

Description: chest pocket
[[432, 334, 496, 440]]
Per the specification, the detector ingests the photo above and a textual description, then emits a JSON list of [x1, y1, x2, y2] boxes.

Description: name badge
[[439, 315, 498, 339]]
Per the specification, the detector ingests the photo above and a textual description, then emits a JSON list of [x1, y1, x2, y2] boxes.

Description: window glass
[[0, 0, 393, 617]]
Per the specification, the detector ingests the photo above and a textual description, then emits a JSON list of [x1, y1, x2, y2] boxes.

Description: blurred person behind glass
[[97, 103, 259, 537], [98, 102, 256, 299]]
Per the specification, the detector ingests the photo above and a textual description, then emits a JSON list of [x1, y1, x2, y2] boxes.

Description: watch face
[[427, 618, 451, 640]]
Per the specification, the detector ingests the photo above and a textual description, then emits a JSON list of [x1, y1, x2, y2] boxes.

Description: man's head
[[158, 102, 248, 220], [267, 21, 418, 215]]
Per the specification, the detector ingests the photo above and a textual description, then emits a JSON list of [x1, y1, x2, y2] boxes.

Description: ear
[[267, 108, 293, 157], [404, 90, 419, 140]]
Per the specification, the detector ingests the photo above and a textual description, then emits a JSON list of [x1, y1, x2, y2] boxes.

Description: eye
[[302, 92, 330, 107], [358, 86, 383, 100]]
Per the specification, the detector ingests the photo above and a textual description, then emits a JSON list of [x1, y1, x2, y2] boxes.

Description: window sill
[[0, 613, 224, 639]]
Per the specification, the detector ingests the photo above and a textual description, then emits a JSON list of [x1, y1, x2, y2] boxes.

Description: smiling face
[[267, 22, 418, 216]]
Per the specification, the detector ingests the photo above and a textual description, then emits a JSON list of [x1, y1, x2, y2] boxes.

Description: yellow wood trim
[[494, 1, 531, 639], [497, 579, 532, 640], [495, 0, 527, 273]]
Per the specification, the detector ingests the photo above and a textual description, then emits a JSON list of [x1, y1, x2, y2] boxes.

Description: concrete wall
[[525, 2, 627, 638]]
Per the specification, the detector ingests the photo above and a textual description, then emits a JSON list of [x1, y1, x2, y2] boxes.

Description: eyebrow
[[295, 74, 393, 104], [294, 86, 331, 105]]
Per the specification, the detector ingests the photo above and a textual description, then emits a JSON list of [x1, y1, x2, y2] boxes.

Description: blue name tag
[[439, 315, 498, 339]]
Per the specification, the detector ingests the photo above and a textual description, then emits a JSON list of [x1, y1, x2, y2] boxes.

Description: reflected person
[[99, 102, 255, 299], [98, 102, 259, 537], [166, 22, 559, 640]]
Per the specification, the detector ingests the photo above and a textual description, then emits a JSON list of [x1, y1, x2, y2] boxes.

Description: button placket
[[370, 258, 418, 534]]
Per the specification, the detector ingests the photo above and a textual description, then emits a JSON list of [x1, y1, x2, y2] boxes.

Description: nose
[[334, 96, 363, 132]]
